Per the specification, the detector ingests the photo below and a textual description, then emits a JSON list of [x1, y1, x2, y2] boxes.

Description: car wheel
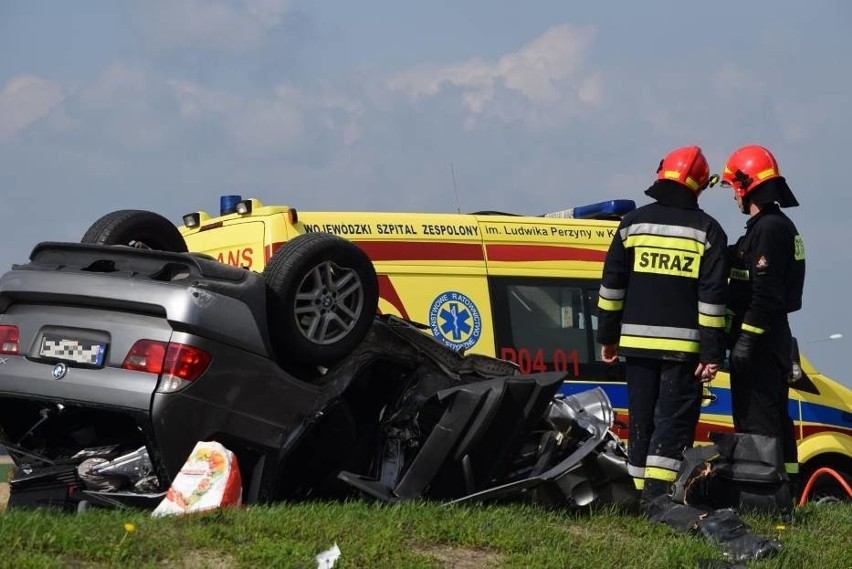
[[263, 232, 378, 368], [82, 210, 188, 252]]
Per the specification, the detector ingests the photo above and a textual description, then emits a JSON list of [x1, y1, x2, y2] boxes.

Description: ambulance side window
[[586, 289, 603, 360], [490, 277, 622, 380]]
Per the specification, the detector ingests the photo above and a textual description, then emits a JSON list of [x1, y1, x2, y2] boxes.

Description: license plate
[[40, 335, 107, 366]]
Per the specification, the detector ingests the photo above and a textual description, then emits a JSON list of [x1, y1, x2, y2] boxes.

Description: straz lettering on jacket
[[622, 224, 706, 279], [636, 249, 697, 276]]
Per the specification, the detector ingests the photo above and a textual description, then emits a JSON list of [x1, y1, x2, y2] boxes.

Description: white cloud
[[169, 79, 236, 118], [226, 98, 307, 153], [2, 62, 364, 168], [0, 76, 64, 140], [168, 78, 363, 153], [139, 0, 294, 52], [496, 24, 595, 103], [387, 24, 601, 129], [83, 63, 148, 103], [578, 74, 604, 105], [77, 64, 171, 150]]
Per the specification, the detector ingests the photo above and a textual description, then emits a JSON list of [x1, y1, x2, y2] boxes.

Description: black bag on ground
[[675, 432, 792, 518]]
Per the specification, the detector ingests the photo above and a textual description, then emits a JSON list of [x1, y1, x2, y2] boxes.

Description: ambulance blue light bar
[[220, 194, 242, 216], [543, 199, 635, 220]]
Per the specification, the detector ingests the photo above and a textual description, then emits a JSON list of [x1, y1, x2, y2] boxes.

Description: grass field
[[0, 460, 12, 479], [1, 456, 11, 507], [0, 479, 849, 569]]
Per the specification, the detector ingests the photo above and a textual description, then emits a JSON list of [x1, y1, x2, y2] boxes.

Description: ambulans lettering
[[303, 223, 373, 235], [421, 224, 479, 237], [634, 247, 699, 277], [217, 247, 254, 268], [376, 223, 417, 235], [429, 291, 481, 350]]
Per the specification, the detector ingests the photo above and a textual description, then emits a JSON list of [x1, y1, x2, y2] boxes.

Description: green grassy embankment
[[0, 492, 849, 568]]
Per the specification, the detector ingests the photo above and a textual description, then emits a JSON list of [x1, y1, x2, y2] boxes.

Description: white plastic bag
[[316, 543, 341, 569]]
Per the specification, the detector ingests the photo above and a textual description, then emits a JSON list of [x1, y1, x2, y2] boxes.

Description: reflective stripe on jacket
[[597, 188, 729, 363]]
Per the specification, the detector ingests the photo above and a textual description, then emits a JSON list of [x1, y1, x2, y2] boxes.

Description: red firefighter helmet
[[655, 146, 711, 192], [721, 145, 782, 197]]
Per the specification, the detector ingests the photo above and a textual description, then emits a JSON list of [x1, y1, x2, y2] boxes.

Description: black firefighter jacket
[[727, 203, 805, 338], [596, 185, 729, 363]]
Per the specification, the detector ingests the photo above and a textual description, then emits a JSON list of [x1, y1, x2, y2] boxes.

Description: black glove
[[731, 332, 758, 373]]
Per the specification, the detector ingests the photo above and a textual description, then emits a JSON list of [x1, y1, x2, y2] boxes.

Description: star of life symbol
[[429, 291, 481, 351]]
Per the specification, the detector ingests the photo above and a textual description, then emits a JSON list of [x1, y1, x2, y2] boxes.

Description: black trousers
[[626, 357, 703, 484], [730, 319, 798, 470]]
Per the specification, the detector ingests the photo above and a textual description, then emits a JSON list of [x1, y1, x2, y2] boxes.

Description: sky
[[1, 1, 851, 387]]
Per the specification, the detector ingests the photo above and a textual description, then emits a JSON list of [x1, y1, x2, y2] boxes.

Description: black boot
[[640, 478, 671, 516]]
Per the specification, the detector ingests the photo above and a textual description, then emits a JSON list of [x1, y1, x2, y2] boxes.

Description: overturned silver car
[[0, 238, 636, 511]]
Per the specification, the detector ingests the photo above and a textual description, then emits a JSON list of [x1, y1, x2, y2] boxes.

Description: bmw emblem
[[52, 362, 67, 380]]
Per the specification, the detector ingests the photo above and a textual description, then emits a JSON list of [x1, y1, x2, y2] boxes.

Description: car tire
[[263, 232, 378, 368], [82, 210, 188, 252], [801, 467, 852, 504]]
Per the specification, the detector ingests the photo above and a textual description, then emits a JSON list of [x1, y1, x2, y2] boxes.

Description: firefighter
[[597, 146, 729, 508], [721, 144, 805, 507]]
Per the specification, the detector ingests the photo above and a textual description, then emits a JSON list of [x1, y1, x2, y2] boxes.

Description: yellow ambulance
[[174, 194, 851, 500]]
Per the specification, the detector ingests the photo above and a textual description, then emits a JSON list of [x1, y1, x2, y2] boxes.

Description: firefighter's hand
[[601, 344, 619, 364], [731, 332, 757, 373], [695, 362, 718, 383]]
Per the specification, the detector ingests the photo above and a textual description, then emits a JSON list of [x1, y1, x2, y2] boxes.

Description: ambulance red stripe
[[268, 240, 606, 263], [800, 424, 852, 438], [486, 244, 606, 262], [353, 241, 484, 261]]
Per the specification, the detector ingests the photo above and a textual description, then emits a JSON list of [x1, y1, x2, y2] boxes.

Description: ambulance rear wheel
[[82, 210, 188, 252], [263, 232, 378, 370], [800, 465, 852, 504]]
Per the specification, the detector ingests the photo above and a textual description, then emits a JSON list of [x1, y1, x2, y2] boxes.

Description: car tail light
[[123, 340, 167, 374], [122, 340, 211, 393], [164, 343, 211, 381], [0, 325, 20, 355]]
